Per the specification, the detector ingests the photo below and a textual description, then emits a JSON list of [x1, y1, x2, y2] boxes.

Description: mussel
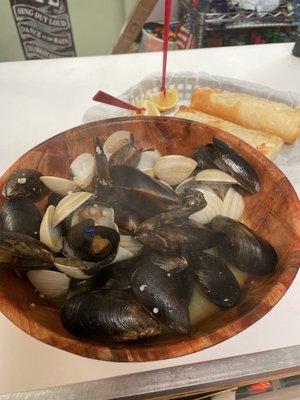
[[131, 263, 190, 334], [113, 202, 142, 234], [136, 219, 222, 254], [0, 199, 41, 239], [189, 252, 241, 308], [0, 230, 54, 264], [210, 216, 278, 275], [148, 253, 188, 275], [194, 138, 260, 194], [67, 219, 120, 272], [2, 169, 48, 200], [109, 143, 141, 168], [61, 289, 160, 341]]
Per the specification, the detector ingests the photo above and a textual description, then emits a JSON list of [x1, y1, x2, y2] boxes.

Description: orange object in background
[[248, 381, 272, 394]]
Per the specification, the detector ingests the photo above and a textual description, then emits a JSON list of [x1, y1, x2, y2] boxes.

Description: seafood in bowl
[[0, 117, 298, 361]]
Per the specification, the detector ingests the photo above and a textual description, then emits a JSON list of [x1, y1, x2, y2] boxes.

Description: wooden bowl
[[0, 117, 299, 362]]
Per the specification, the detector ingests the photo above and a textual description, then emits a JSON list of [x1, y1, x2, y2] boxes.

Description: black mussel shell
[[61, 289, 160, 341], [193, 145, 216, 170], [67, 219, 120, 268], [17, 258, 53, 270], [136, 220, 222, 255], [189, 251, 241, 308], [102, 255, 143, 290], [2, 169, 48, 200], [110, 165, 179, 203], [212, 138, 260, 193], [0, 230, 53, 264], [131, 263, 190, 335], [93, 137, 111, 183], [211, 216, 278, 275], [109, 143, 142, 168], [112, 202, 142, 234], [0, 199, 41, 239], [47, 193, 63, 207]]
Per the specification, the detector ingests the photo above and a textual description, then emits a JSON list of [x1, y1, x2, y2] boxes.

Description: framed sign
[[10, 0, 76, 60]]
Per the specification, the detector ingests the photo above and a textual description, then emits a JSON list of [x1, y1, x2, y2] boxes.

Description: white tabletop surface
[[0, 43, 299, 396]]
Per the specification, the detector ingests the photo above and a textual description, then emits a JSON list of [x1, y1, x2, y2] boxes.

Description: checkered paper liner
[[83, 72, 300, 181]]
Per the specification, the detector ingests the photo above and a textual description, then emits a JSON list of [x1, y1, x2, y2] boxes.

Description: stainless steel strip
[[1, 345, 300, 400]]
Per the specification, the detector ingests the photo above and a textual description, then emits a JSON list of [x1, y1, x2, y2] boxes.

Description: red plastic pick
[[160, 0, 172, 96], [93, 90, 145, 114]]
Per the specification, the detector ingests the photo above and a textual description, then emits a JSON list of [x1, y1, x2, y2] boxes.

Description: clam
[[189, 252, 241, 308], [40, 176, 79, 196], [27, 270, 70, 299], [211, 216, 278, 275], [60, 289, 160, 341], [109, 142, 141, 168], [70, 153, 95, 189], [71, 202, 114, 227], [2, 169, 48, 200], [0, 199, 41, 239], [131, 263, 190, 334], [137, 149, 161, 175], [0, 230, 53, 264], [195, 169, 239, 185], [189, 189, 223, 225], [54, 257, 92, 279], [52, 191, 93, 227], [40, 205, 63, 252], [103, 130, 133, 160], [221, 187, 245, 220], [120, 235, 143, 255], [67, 219, 120, 270], [154, 155, 197, 186]]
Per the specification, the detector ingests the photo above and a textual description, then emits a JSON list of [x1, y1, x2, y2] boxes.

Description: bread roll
[[190, 87, 300, 143], [175, 106, 283, 160]]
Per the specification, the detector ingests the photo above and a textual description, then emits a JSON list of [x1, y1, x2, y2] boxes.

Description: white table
[[0, 43, 299, 396]]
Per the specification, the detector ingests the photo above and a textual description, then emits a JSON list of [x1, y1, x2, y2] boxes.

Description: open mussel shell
[[93, 137, 110, 182], [103, 130, 133, 160], [27, 270, 70, 299], [131, 263, 190, 335], [60, 289, 160, 341], [109, 142, 141, 169], [40, 205, 63, 252], [2, 169, 48, 200], [40, 176, 79, 196], [0, 199, 41, 239], [211, 216, 278, 275], [0, 230, 54, 264], [54, 257, 92, 279], [52, 191, 93, 227], [154, 155, 197, 186], [136, 220, 222, 255], [67, 219, 120, 268], [189, 252, 241, 308], [70, 153, 95, 189]]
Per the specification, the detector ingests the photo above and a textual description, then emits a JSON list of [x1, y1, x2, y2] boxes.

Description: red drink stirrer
[[160, 0, 173, 97]]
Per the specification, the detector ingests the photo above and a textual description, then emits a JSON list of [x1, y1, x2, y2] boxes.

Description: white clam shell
[[71, 204, 114, 227], [154, 155, 197, 186], [189, 189, 223, 225], [54, 257, 92, 279], [175, 176, 195, 194], [40, 176, 79, 196], [120, 235, 143, 255], [27, 270, 70, 299], [109, 247, 134, 265], [103, 131, 132, 160], [141, 168, 155, 178], [52, 192, 93, 227], [221, 187, 245, 220], [70, 153, 95, 189], [39, 205, 63, 252], [195, 169, 238, 184], [137, 149, 161, 171]]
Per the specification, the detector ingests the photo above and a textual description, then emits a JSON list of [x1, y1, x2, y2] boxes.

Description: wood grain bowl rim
[[0, 116, 299, 362]]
